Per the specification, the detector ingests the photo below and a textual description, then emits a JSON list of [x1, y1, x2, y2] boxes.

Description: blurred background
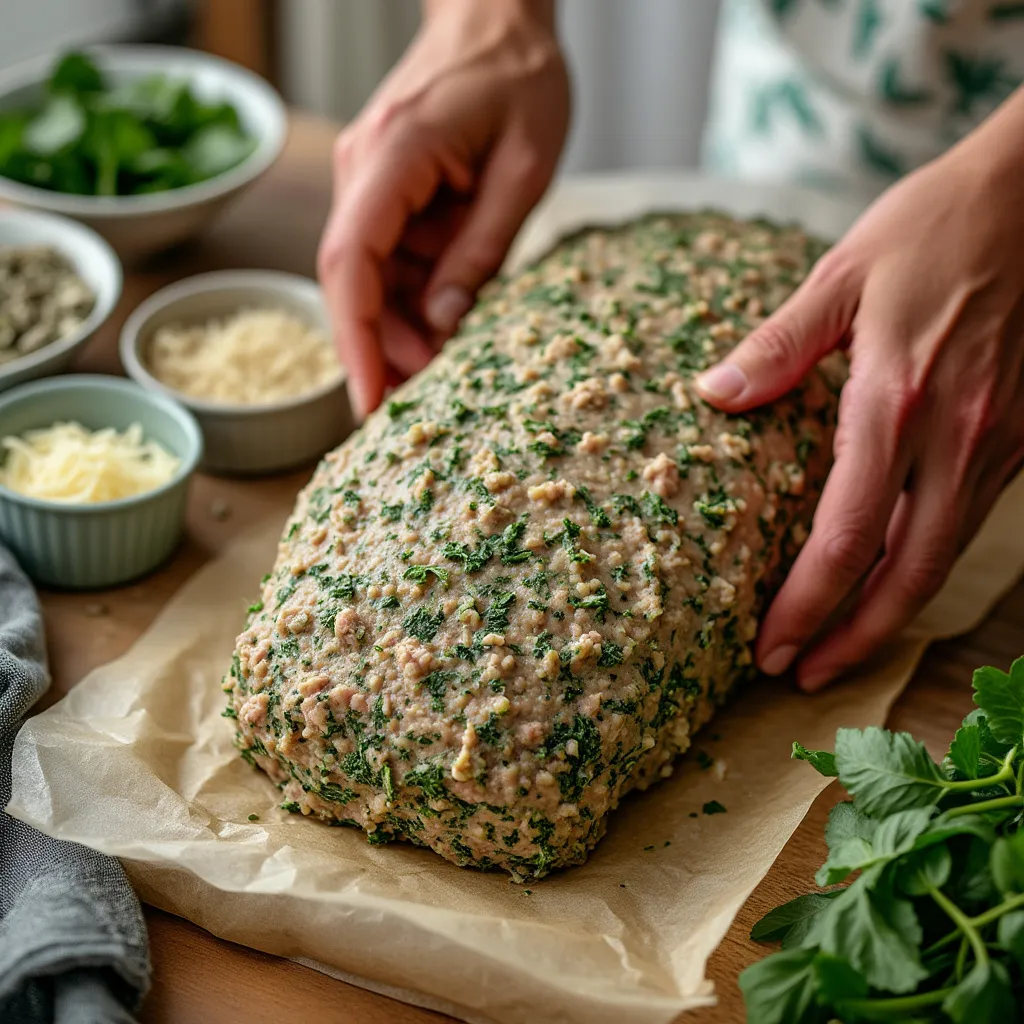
[[4, 0, 722, 174]]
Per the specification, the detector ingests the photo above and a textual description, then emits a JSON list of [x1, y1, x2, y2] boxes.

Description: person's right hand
[[317, 0, 570, 419]]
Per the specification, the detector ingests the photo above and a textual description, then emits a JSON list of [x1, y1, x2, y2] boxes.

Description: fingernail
[[760, 644, 799, 677], [347, 380, 369, 421], [798, 671, 831, 694], [695, 362, 747, 402], [426, 285, 472, 334]]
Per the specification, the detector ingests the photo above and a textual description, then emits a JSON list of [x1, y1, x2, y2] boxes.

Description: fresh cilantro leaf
[[990, 832, 1024, 895], [823, 801, 877, 851], [913, 811, 997, 849], [749, 893, 841, 946], [737, 948, 820, 1024], [998, 909, 1024, 968], [943, 959, 1016, 1023], [947, 722, 983, 780], [815, 807, 931, 887], [811, 953, 868, 1004], [835, 726, 947, 817], [747, 659, 1024, 1021], [49, 52, 105, 95], [896, 843, 952, 897], [816, 873, 928, 994], [791, 741, 837, 777], [973, 657, 1024, 746]]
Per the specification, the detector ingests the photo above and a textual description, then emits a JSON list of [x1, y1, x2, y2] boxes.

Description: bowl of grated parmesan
[[120, 269, 353, 475], [0, 373, 202, 588]]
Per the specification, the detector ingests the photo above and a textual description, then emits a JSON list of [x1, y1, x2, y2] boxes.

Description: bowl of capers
[[0, 206, 122, 391]]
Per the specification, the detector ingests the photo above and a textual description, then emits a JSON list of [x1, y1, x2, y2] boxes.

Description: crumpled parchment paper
[[8, 176, 1024, 1024]]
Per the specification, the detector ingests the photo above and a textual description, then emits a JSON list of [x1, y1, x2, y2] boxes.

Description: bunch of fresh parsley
[[740, 657, 1024, 1023], [0, 52, 256, 197]]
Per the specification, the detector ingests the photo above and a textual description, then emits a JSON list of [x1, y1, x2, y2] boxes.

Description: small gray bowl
[[120, 270, 352, 476], [0, 374, 202, 589], [0, 207, 122, 392]]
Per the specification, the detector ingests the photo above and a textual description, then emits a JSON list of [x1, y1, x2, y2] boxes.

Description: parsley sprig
[[742, 657, 1024, 1023]]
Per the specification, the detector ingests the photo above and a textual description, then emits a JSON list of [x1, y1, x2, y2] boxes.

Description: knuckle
[[899, 548, 953, 602], [845, 362, 920, 431], [332, 130, 356, 168], [748, 319, 803, 374], [878, 374, 921, 426], [316, 235, 353, 281], [807, 245, 858, 291], [818, 520, 878, 581], [512, 146, 548, 188], [954, 386, 1000, 448]]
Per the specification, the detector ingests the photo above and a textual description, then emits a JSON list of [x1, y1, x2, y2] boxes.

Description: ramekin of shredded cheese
[[120, 271, 353, 475], [0, 374, 202, 588], [147, 307, 341, 405], [0, 421, 180, 504]]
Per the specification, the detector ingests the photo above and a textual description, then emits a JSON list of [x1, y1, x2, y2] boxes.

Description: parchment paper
[[7, 176, 1024, 1024]]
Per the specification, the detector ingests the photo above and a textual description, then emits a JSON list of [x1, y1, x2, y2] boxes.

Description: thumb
[[425, 132, 551, 335], [693, 253, 859, 412]]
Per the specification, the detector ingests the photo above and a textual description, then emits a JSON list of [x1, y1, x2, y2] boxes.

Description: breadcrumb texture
[[226, 213, 844, 879]]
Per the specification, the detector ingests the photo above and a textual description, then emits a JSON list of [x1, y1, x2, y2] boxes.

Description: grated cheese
[[147, 307, 341, 405], [0, 421, 180, 504]]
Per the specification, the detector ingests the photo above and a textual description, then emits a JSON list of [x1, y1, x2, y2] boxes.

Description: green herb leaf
[[24, 96, 85, 154], [402, 607, 444, 643], [49, 52, 105, 96], [749, 893, 840, 946], [997, 909, 1024, 968], [402, 565, 450, 587], [811, 952, 868, 1004], [746, 658, 1024, 1021], [181, 123, 255, 179], [791, 741, 837, 777], [896, 843, 952, 896], [943, 959, 1016, 1023], [947, 723, 983, 779], [990, 832, 1024, 895], [835, 726, 947, 817], [737, 948, 820, 1024], [816, 873, 927, 994], [973, 658, 1024, 746]]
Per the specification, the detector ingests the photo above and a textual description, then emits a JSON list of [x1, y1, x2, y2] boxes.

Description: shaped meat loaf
[[226, 213, 844, 878]]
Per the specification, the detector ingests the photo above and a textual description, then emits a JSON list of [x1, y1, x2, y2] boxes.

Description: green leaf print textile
[[701, 0, 1024, 201]]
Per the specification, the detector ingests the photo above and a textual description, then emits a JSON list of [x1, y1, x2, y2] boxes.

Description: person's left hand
[[694, 125, 1024, 692]]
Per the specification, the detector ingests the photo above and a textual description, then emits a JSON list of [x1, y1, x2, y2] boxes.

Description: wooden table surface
[[37, 112, 1024, 1024]]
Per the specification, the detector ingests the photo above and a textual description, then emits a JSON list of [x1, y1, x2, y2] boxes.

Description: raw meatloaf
[[226, 212, 843, 879]]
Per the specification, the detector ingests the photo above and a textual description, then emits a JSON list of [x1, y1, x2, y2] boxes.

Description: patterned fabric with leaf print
[[702, 0, 1024, 203]]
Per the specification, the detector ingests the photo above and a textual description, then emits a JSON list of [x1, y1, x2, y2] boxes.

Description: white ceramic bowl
[[120, 270, 353, 476], [0, 45, 288, 263], [0, 207, 122, 392]]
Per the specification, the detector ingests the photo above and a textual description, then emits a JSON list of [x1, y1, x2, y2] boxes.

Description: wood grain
[[192, 0, 276, 83], [33, 113, 1024, 1024]]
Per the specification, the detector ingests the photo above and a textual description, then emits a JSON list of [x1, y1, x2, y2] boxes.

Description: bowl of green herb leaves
[[0, 47, 287, 262]]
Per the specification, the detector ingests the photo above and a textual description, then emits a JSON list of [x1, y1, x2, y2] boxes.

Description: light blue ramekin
[[0, 374, 203, 589]]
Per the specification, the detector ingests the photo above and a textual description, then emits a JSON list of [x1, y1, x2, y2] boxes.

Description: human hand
[[317, 0, 569, 418], [695, 112, 1024, 692]]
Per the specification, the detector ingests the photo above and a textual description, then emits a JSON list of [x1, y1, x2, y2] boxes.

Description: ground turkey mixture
[[225, 213, 845, 879]]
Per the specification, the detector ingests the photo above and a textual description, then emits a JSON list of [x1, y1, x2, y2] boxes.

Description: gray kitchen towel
[[0, 547, 150, 1024]]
